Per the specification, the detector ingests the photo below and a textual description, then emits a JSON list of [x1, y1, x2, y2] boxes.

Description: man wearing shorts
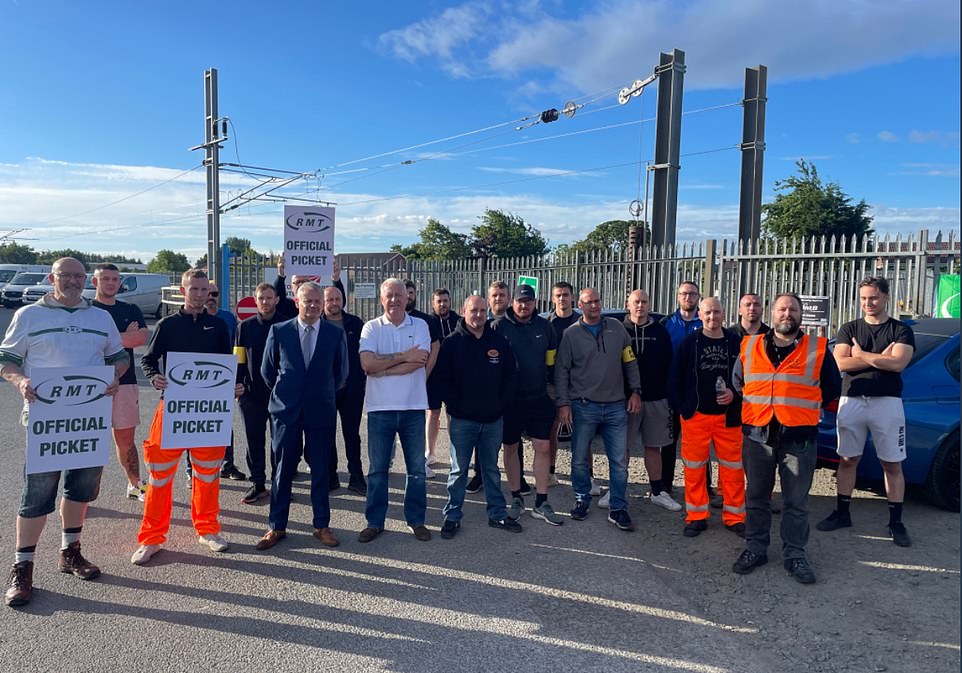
[[92, 263, 149, 501], [817, 277, 915, 547], [425, 288, 458, 468], [622, 289, 681, 511], [491, 285, 564, 525], [404, 279, 441, 479]]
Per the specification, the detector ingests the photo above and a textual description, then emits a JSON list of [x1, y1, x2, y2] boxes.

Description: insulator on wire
[[540, 108, 560, 124]]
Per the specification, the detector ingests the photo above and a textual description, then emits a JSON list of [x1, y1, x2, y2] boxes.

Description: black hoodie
[[622, 316, 673, 401]]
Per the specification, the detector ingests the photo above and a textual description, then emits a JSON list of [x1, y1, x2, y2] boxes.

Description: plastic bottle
[[715, 376, 727, 401]]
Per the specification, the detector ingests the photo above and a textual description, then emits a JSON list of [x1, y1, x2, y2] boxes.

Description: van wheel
[[924, 429, 960, 512], [154, 304, 163, 319]]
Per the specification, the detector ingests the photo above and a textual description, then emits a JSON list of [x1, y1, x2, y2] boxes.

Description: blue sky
[[0, 0, 959, 263]]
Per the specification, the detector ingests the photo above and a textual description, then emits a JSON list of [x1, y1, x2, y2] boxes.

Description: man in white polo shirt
[[357, 278, 432, 543]]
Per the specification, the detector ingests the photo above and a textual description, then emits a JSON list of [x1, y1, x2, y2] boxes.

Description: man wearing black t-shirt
[[546, 281, 580, 488], [731, 293, 770, 337], [425, 288, 459, 468], [92, 263, 149, 501], [817, 277, 916, 547], [404, 279, 441, 479]]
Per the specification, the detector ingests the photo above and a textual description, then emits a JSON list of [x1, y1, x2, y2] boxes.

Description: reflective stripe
[[686, 503, 709, 512], [190, 457, 224, 469], [743, 395, 821, 410], [145, 458, 180, 472], [681, 458, 707, 469], [717, 458, 743, 470], [149, 474, 174, 488], [724, 503, 746, 515], [192, 470, 220, 483]]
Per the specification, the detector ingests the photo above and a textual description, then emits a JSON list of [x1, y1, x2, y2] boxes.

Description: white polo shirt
[[359, 313, 431, 412]]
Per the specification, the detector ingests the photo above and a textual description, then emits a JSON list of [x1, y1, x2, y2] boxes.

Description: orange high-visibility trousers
[[680, 412, 745, 525], [137, 401, 225, 545]]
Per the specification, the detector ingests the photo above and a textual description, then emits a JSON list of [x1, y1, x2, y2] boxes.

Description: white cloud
[[893, 163, 961, 177], [908, 130, 961, 146], [477, 165, 604, 177], [877, 130, 899, 143], [845, 133, 860, 145]]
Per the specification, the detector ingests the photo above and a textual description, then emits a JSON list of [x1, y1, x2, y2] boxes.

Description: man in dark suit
[[256, 281, 348, 550]]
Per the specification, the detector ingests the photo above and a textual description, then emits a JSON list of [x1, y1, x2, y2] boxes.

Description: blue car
[[816, 318, 960, 511]]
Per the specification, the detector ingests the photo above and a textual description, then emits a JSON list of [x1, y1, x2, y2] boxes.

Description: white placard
[[26, 366, 114, 474], [283, 205, 335, 279], [353, 282, 376, 300], [161, 352, 237, 449]]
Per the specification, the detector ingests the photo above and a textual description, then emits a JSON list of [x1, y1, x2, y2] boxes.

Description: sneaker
[[507, 496, 525, 520], [816, 510, 852, 532], [889, 522, 912, 547], [409, 525, 432, 541], [198, 533, 229, 552], [5, 561, 33, 607], [784, 557, 816, 584], [518, 478, 533, 497], [425, 453, 438, 466], [347, 475, 367, 495], [683, 520, 708, 537], [241, 483, 268, 505], [607, 509, 635, 531], [488, 518, 523, 533], [465, 474, 483, 493], [570, 500, 590, 521], [709, 492, 724, 509], [530, 501, 564, 526], [732, 549, 768, 575], [131, 544, 162, 566], [126, 480, 147, 502], [548, 473, 560, 488], [589, 480, 602, 497], [440, 520, 460, 539], [649, 491, 683, 511], [221, 464, 246, 481], [425, 464, 436, 479], [58, 542, 100, 580], [725, 522, 746, 538]]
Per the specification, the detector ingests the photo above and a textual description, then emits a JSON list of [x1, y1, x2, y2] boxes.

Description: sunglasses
[[209, 292, 219, 297]]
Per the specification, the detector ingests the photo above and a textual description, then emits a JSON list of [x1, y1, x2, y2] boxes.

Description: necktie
[[302, 324, 314, 368]]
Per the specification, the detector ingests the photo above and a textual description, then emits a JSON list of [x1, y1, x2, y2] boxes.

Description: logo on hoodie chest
[[486, 349, 501, 365]]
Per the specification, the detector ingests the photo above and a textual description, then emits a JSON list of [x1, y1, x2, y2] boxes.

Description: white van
[[82, 273, 171, 318], [2, 271, 51, 308], [0, 264, 49, 293]]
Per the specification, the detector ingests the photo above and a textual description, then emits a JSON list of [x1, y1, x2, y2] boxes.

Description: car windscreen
[[0, 270, 17, 283], [9, 273, 46, 285]]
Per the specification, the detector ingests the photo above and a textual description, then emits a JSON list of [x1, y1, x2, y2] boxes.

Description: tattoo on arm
[[373, 352, 398, 361]]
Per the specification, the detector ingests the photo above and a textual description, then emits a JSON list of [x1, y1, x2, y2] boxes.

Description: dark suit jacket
[[261, 317, 348, 429]]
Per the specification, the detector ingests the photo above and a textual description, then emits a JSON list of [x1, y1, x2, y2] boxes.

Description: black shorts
[[426, 376, 444, 410], [502, 395, 555, 444]]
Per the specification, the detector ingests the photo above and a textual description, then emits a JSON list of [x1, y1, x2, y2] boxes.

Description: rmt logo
[[168, 360, 233, 389], [285, 211, 331, 233]]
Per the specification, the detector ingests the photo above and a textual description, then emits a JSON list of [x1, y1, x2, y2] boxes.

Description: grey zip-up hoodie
[[554, 316, 641, 406]]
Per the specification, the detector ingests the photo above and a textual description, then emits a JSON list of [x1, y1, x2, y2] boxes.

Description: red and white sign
[[236, 296, 258, 321]]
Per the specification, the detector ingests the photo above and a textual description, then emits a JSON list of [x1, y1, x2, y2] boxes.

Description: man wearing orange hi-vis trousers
[[131, 268, 244, 566], [667, 297, 746, 538]]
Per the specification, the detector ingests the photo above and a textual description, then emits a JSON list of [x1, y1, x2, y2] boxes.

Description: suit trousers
[[269, 413, 335, 531]]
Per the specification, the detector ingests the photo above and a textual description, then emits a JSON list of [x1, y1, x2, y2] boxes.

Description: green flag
[[936, 274, 960, 318]]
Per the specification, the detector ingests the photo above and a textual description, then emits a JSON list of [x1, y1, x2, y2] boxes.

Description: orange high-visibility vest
[[740, 333, 827, 427]]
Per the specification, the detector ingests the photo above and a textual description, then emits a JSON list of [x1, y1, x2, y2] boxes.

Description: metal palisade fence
[[225, 229, 958, 331]]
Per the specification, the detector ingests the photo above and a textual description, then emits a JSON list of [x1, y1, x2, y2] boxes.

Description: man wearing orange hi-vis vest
[[130, 268, 244, 566], [667, 297, 745, 539], [731, 293, 841, 584]]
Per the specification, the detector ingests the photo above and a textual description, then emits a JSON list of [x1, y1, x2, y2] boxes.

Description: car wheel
[[924, 429, 960, 512]]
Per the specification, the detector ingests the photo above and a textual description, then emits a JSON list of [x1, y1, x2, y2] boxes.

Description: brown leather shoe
[[5, 561, 33, 607], [409, 525, 432, 542], [58, 542, 100, 580], [358, 526, 383, 543], [255, 530, 286, 551], [314, 528, 339, 547]]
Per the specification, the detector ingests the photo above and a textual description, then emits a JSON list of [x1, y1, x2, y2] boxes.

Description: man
[[817, 277, 916, 547], [274, 254, 346, 321], [732, 293, 841, 584], [2, 257, 128, 607], [357, 278, 432, 543], [435, 295, 521, 537], [205, 282, 245, 481], [731, 293, 770, 337], [425, 287, 458, 468], [546, 281, 580, 487], [322, 284, 368, 495], [131, 268, 245, 565], [92, 263, 149, 501], [404, 279, 442, 478], [492, 285, 565, 525], [661, 281, 717, 504], [255, 282, 348, 551], [556, 288, 642, 531], [234, 282, 285, 504], [667, 297, 745, 538], [622, 289, 681, 511]]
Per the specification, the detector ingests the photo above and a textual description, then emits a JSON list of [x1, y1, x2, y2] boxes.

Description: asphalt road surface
[[0, 307, 958, 673]]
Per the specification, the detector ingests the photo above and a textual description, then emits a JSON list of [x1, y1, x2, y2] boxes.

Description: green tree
[[0, 242, 38, 264], [471, 209, 548, 258], [148, 249, 190, 274], [37, 248, 90, 267], [762, 159, 873, 240], [225, 236, 257, 257], [570, 220, 648, 253], [392, 219, 471, 260]]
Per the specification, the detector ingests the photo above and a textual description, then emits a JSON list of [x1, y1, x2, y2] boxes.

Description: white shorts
[[111, 384, 141, 430], [836, 396, 906, 463], [627, 398, 673, 452]]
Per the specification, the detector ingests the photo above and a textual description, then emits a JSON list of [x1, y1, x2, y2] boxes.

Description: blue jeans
[[20, 466, 103, 518], [570, 400, 628, 511], [365, 410, 427, 529], [444, 416, 508, 523]]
